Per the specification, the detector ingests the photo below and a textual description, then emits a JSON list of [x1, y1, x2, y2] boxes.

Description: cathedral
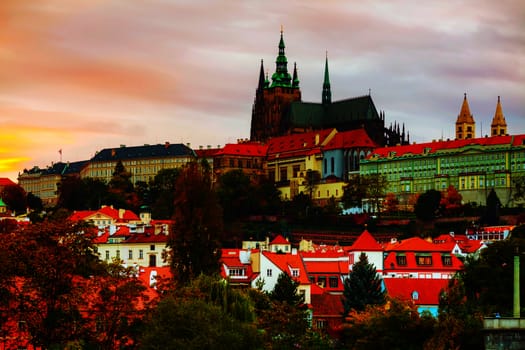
[[250, 30, 409, 147]]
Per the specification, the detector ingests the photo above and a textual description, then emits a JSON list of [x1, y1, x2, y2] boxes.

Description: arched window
[[411, 291, 419, 300]]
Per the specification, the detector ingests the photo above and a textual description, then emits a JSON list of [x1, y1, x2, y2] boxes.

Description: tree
[[440, 185, 463, 216], [341, 174, 388, 213], [108, 160, 138, 210], [383, 192, 399, 214], [216, 169, 252, 225], [1, 221, 106, 348], [1, 184, 27, 214], [139, 275, 261, 350], [340, 298, 435, 350], [414, 189, 441, 221], [270, 272, 304, 307], [87, 261, 148, 349], [26, 192, 43, 212], [511, 174, 525, 205], [304, 169, 321, 200], [481, 188, 501, 226], [167, 162, 223, 286], [149, 168, 180, 219], [342, 252, 385, 315], [256, 272, 313, 349]]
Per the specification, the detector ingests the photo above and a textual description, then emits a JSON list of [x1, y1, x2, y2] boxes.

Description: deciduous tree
[[167, 162, 223, 286]]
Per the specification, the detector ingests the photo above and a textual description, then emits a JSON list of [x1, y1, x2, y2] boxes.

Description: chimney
[[165, 141, 170, 148], [119, 208, 125, 219], [315, 133, 320, 145]]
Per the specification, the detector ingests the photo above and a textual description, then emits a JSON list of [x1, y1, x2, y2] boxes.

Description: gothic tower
[[455, 93, 476, 140], [250, 29, 302, 142], [491, 96, 507, 136]]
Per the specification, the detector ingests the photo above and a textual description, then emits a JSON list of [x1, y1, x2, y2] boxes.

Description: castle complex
[[250, 30, 409, 147]]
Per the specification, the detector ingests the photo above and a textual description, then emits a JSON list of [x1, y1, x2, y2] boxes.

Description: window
[[105, 250, 110, 261], [411, 291, 419, 300], [317, 276, 326, 288], [267, 269, 272, 277], [139, 249, 144, 259], [116, 250, 120, 259], [331, 157, 335, 173], [150, 244, 155, 251], [329, 276, 339, 288], [316, 319, 327, 330], [229, 268, 246, 277], [128, 250, 133, 260], [280, 167, 287, 181], [396, 254, 407, 266], [441, 254, 452, 266], [291, 268, 299, 278], [416, 254, 432, 266]]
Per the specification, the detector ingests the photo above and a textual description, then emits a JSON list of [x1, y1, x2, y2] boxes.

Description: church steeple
[[322, 52, 331, 104], [455, 93, 476, 140], [491, 96, 507, 136], [270, 28, 292, 88], [258, 60, 265, 89], [292, 62, 299, 88]]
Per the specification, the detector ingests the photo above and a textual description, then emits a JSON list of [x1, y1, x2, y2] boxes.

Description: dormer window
[[416, 253, 432, 266], [396, 253, 407, 266], [291, 268, 299, 278], [411, 291, 419, 300], [441, 254, 452, 266]]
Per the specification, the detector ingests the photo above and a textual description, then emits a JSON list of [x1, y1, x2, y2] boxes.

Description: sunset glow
[[1, 0, 524, 181]]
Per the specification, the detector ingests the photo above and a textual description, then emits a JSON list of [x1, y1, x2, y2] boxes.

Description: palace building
[[250, 30, 409, 147], [361, 96, 524, 209]]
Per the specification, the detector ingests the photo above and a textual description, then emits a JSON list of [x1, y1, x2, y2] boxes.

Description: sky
[[1, 0, 524, 182]]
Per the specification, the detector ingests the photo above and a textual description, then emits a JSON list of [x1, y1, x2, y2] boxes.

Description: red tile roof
[[0, 178, 16, 187], [368, 134, 525, 160], [214, 143, 268, 157], [262, 251, 311, 284], [69, 206, 140, 222], [385, 237, 450, 252], [270, 234, 290, 245], [194, 147, 221, 158], [266, 128, 336, 160], [384, 278, 450, 306], [349, 230, 383, 251], [323, 128, 378, 151]]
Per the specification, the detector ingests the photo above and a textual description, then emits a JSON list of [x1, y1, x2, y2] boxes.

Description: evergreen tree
[[342, 252, 385, 315], [482, 188, 501, 226], [167, 162, 223, 286], [414, 189, 441, 221], [270, 272, 304, 307]]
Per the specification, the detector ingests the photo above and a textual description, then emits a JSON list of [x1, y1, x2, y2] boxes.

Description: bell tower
[[455, 93, 476, 140], [491, 96, 507, 136], [250, 29, 302, 142]]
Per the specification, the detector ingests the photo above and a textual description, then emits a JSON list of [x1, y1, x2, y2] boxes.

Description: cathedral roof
[[456, 93, 475, 124], [288, 95, 380, 130]]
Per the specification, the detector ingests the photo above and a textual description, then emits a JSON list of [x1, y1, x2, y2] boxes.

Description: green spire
[[270, 28, 292, 88], [322, 52, 331, 104]]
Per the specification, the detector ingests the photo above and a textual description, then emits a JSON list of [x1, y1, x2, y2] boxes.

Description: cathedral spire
[[322, 51, 332, 104], [455, 93, 475, 140], [258, 60, 265, 89], [271, 27, 292, 88], [491, 96, 507, 136], [292, 62, 300, 88]]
